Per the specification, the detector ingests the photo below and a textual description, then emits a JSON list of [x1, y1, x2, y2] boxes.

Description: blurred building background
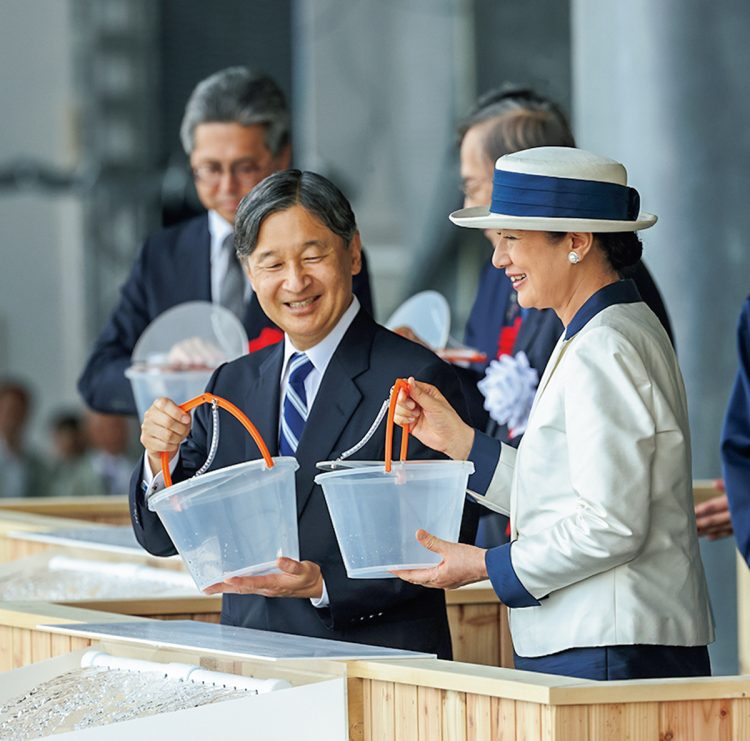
[[1, 0, 748, 672]]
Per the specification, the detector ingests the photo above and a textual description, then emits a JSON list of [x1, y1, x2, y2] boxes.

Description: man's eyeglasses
[[191, 160, 267, 185]]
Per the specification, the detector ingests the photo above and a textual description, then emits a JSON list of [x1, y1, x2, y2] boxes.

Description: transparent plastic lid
[[131, 301, 248, 370], [385, 291, 450, 350]]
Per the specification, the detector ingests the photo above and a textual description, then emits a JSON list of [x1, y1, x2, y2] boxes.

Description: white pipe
[[80, 650, 290, 694]]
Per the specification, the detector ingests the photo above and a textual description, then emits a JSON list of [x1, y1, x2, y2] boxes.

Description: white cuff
[[310, 580, 329, 608], [141, 452, 179, 500]]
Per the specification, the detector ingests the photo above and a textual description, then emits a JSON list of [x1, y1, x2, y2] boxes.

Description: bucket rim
[[314, 458, 474, 482], [147, 455, 299, 510]]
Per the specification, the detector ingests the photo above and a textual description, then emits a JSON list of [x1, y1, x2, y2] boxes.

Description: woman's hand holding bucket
[[392, 530, 488, 589], [203, 557, 324, 599], [394, 378, 475, 461], [141, 397, 192, 475]]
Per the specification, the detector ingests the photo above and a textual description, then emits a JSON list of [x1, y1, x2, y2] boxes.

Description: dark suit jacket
[[722, 295, 750, 565], [129, 309, 478, 658], [78, 214, 374, 414], [460, 257, 675, 434]]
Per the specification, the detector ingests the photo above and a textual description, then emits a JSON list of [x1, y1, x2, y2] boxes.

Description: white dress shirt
[[208, 210, 253, 304]]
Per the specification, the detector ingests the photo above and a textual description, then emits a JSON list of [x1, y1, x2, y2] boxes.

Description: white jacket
[[480, 301, 714, 657]]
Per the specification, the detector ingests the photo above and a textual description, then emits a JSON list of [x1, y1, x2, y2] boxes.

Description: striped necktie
[[279, 352, 315, 455]]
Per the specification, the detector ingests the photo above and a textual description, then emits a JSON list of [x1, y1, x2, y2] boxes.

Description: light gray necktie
[[218, 232, 245, 319]]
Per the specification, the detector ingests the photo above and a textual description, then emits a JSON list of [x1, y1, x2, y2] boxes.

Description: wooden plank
[[588, 702, 659, 739], [0, 626, 13, 671], [369, 680, 395, 741], [448, 603, 502, 667], [466, 692, 492, 741], [394, 682, 418, 741], [0, 496, 129, 520], [347, 677, 365, 741], [51, 632, 75, 661], [737, 552, 750, 674], [11, 627, 32, 669], [514, 700, 541, 741], [659, 699, 732, 740], [732, 698, 750, 739], [541, 705, 588, 741], [499, 605, 515, 669], [417, 686, 443, 740], [690, 699, 731, 740], [492, 697, 517, 741], [442, 690, 467, 741], [362, 678, 372, 741], [30, 628, 52, 663]]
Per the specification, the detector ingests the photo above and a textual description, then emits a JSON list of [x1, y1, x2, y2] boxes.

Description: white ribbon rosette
[[477, 351, 539, 436]]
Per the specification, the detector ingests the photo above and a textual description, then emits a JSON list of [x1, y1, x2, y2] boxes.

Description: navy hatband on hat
[[491, 170, 641, 222]]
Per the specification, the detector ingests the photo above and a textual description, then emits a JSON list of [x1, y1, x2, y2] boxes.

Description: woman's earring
[[568, 251, 580, 264]]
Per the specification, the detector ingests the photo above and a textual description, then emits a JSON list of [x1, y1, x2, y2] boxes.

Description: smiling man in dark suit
[[78, 67, 373, 415], [130, 170, 476, 657]]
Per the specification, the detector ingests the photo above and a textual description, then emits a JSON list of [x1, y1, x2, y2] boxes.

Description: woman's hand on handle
[[395, 377, 475, 460], [140, 397, 192, 475], [392, 530, 488, 589]]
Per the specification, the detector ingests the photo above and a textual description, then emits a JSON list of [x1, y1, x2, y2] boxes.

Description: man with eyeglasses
[[78, 67, 374, 415]]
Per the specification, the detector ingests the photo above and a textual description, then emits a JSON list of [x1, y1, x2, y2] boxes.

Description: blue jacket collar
[[564, 279, 642, 340]]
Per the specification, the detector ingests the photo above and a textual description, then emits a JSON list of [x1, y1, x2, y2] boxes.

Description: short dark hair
[[234, 170, 358, 258], [457, 85, 575, 162], [180, 67, 289, 156], [546, 231, 643, 273]]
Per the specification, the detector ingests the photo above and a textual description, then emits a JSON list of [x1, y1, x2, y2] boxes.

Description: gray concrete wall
[[0, 0, 86, 452], [572, 0, 750, 674]]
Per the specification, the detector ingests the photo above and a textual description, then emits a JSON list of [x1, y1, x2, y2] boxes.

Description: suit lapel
[[178, 216, 212, 301], [293, 311, 372, 518], [243, 344, 283, 460]]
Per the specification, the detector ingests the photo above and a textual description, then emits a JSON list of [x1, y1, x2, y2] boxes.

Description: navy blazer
[[722, 296, 750, 565], [129, 309, 478, 658], [460, 257, 674, 436], [78, 214, 374, 414]]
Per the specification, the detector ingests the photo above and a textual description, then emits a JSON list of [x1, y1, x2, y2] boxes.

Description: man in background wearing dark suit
[[78, 67, 373, 415], [131, 170, 477, 658]]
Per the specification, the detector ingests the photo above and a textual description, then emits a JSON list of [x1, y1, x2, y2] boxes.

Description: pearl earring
[[568, 251, 580, 264]]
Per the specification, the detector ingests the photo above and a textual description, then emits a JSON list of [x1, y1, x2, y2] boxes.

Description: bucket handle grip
[[384, 379, 410, 473], [160, 392, 274, 486]]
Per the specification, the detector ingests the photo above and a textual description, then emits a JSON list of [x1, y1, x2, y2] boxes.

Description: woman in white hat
[[393, 146, 714, 680]]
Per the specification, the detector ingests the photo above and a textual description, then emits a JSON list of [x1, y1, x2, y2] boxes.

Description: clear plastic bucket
[[125, 368, 213, 422], [315, 459, 473, 579], [126, 301, 248, 420], [146, 393, 298, 591], [148, 457, 299, 590]]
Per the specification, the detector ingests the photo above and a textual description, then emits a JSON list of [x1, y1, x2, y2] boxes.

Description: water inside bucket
[[315, 460, 473, 579]]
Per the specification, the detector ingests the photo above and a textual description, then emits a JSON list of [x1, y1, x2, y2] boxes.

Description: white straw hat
[[450, 146, 657, 233]]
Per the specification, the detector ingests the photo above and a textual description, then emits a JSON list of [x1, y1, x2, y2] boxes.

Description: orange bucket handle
[[160, 392, 274, 487], [384, 379, 410, 473]]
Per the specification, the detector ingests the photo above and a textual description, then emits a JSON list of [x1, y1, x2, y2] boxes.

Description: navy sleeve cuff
[[467, 430, 502, 495], [485, 542, 541, 608]]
